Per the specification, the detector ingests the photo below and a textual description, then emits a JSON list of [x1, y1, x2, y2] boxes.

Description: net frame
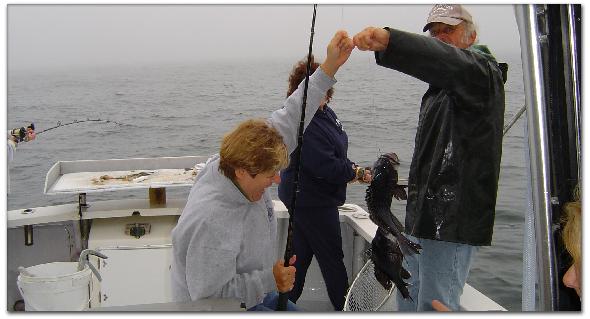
[[343, 258, 394, 311]]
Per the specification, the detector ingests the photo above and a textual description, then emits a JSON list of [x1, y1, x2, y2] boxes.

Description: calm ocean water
[[7, 55, 526, 310]]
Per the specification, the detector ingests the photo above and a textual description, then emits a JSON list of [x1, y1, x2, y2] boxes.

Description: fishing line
[[36, 118, 126, 135], [371, 49, 380, 157]]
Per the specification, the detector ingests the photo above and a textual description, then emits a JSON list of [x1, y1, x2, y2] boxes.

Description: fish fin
[[372, 207, 404, 234], [376, 208, 404, 232], [392, 185, 408, 201], [401, 266, 411, 280], [389, 210, 405, 232], [398, 234, 422, 256]]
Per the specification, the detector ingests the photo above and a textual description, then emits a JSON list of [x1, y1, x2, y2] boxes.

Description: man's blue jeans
[[396, 234, 477, 311], [247, 291, 299, 311]]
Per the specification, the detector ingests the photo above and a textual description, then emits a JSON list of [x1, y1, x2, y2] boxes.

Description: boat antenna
[[276, 3, 317, 311], [35, 118, 126, 135]]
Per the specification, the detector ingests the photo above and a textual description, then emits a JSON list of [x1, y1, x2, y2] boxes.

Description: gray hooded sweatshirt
[[171, 68, 336, 308]]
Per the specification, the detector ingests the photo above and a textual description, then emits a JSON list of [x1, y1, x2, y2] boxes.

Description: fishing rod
[[277, 4, 317, 311], [503, 104, 526, 136], [35, 118, 126, 135]]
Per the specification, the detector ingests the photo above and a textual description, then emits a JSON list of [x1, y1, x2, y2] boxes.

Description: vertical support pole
[[24, 225, 34, 246], [79, 193, 90, 250], [515, 4, 558, 310], [149, 187, 166, 207]]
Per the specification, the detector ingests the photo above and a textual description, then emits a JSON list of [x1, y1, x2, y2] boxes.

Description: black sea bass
[[365, 153, 421, 298]]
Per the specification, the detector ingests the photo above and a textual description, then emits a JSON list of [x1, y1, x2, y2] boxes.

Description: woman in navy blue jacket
[[278, 55, 371, 310]]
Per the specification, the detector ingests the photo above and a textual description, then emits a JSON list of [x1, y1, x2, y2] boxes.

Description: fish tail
[[396, 281, 411, 299], [373, 265, 392, 291]]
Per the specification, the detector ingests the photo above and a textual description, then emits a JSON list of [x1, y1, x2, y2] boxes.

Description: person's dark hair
[[287, 55, 334, 102]]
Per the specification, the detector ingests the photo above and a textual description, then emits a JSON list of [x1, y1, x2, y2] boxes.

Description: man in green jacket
[[353, 4, 505, 311]]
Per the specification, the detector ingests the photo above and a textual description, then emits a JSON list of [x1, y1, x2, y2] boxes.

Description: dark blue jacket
[[278, 105, 356, 208]]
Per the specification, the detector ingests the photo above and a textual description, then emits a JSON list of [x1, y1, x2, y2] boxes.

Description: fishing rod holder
[[79, 193, 89, 212], [79, 193, 92, 249], [18, 208, 37, 246], [149, 187, 166, 208], [24, 225, 34, 246]]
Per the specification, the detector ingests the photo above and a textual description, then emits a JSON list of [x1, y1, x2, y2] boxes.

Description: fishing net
[[343, 257, 395, 311]]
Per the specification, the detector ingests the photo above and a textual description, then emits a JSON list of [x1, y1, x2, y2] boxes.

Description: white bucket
[[17, 262, 92, 311]]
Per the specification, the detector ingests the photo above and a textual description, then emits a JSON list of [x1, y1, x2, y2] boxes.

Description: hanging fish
[[365, 153, 421, 255], [365, 152, 421, 298], [371, 228, 412, 299]]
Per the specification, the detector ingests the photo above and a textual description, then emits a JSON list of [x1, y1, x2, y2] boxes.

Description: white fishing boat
[[5, 4, 581, 312], [7, 155, 506, 311]]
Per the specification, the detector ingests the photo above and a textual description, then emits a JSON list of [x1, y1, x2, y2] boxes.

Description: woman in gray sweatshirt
[[170, 30, 354, 310]]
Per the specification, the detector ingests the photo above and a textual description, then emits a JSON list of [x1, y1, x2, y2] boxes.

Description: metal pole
[[565, 4, 582, 184], [514, 4, 558, 311]]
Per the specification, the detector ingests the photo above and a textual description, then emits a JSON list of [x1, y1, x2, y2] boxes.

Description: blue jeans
[[396, 234, 477, 311], [247, 292, 299, 311]]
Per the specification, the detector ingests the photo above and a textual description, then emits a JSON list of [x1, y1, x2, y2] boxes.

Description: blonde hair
[[219, 119, 288, 180], [562, 186, 582, 266]]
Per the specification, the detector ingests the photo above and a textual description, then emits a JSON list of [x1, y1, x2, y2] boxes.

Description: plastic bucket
[[17, 262, 92, 311]]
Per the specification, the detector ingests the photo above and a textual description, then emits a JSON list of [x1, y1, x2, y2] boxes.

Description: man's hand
[[320, 30, 354, 78], [353, 27, 390, 52], [24, 127, 36, 142], [10, 124, 35, 143], [361, 167, 373, 183], [273, 255, 296, 293], [432, 299, 451, 312]]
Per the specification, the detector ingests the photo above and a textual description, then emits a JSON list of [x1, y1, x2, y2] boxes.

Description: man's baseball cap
[[423, 4, 473, 32]]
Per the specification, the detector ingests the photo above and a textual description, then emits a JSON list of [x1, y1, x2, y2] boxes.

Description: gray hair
[[462, 20, 479, 45]]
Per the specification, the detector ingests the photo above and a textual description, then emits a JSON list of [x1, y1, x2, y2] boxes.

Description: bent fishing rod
[[277, 4, 317, 311], [35, 118, 126, 135]]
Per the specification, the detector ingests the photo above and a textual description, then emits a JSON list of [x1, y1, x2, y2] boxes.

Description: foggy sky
[[7, 4, 521, 71]]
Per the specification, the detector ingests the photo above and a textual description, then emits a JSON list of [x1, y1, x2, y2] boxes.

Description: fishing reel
[[9, 123, 35, 143]]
